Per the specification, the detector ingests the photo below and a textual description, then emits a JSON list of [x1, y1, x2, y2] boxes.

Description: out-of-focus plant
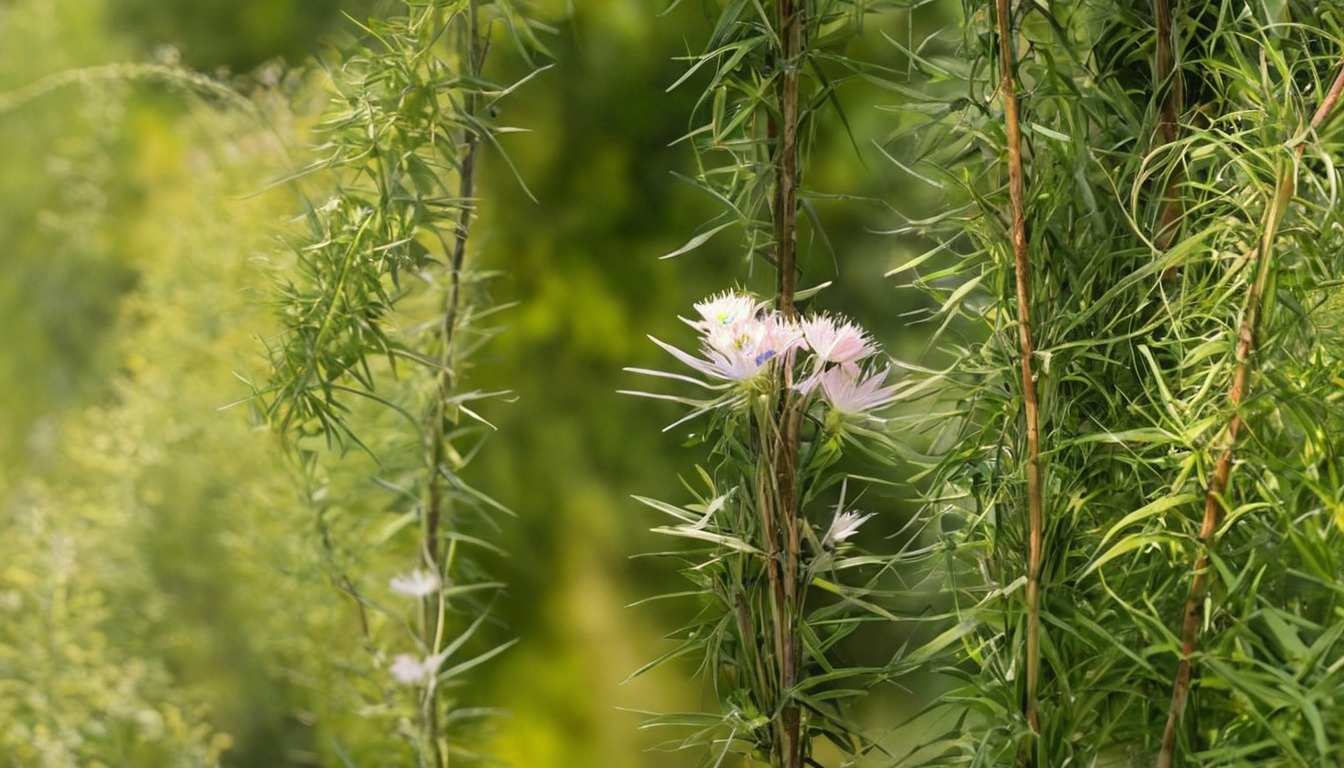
[[886, 0, 1344, 763], [0, 479, 233, 768], [259, 1, 545, 764], [0, 16, 322, 761]]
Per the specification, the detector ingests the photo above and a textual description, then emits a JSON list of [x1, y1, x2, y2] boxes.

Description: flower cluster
[[636, 291, 899, 423]]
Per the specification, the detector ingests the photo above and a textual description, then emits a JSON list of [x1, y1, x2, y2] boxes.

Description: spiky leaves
[[259, 2, 543, 765]]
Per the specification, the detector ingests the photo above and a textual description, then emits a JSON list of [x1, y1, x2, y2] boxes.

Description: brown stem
[[752, 412, 793, 766], [776, 399, 803, 768], [994, 0, 1044, 745], [1155, 59, 1344, 768], [768, 0, 806, 765], [775, 0, 802, 319], [1153, 0, 1181, 145]]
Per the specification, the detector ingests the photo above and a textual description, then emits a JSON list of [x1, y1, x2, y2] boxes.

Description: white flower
[[815, 365, 899, 417], [689, 291, 764, 330], [801, 314, 875, 366], [390, 569, 441, 598], [389, 651, 447, 686], [824, 509, 875, 546]]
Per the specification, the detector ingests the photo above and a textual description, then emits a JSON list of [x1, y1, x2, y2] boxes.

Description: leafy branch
[[1157, 56, 1344, 768], [258, 2, 544, 764]]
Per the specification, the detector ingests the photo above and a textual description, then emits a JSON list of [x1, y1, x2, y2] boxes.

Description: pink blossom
[[816, 365, 899, 417], [801, 315, 875, 366], [652, 315, 802, 383]]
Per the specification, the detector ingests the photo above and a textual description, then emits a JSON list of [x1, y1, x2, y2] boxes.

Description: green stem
[[420, 2, 489, 766]]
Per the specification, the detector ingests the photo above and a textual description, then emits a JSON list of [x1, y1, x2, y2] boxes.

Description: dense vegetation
[[3, 0, 1343, 765]]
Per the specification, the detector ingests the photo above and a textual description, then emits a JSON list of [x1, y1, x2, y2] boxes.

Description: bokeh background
[[0, 0, 956, 764]]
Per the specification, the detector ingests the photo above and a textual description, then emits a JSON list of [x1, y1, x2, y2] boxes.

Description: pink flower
[[652, 315, 802, 383], [815, 365, 898, 417], [801, 315, 875, 366]]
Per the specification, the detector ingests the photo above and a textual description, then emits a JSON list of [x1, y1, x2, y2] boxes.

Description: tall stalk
[[770, 0, 805, 764], [993, 0, 1044, 741], [1156, 59, 1344, 768], [634, 0, 902, 763], [417, 2, 490, 764], [261, 1, 542, 763]]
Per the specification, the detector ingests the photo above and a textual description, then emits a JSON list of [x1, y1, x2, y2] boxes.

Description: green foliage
[[667, 0, 887, 275], [889, 0, 1344, 763], [260, 1, 546, 764], [109, 0, 383, 70]]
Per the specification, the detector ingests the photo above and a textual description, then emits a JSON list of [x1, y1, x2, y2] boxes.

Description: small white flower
[[801, 315, 875, 366], [390, 569, 441, 598], [690, 291, 764, 330], [389, 651, 448, 686], [824, 509, 875, 547]]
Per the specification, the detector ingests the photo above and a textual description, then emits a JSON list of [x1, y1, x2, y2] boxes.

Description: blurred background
[[0, 0, 955, 764]]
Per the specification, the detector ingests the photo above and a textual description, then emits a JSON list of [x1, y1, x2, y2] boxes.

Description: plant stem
[[769, 0, 805, 764], [774, 0, 802, 320], [1155, 59, 1344, 768], [994, 0, 1044, 744], [1152, 0, 1186, 252], [420, 3, 489, 766]]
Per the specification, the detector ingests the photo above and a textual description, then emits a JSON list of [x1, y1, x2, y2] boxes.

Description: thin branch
[[421, 4, 491, 767], [994, 0, 1045, 744], [1152, 0, 1186, 253], [1156, 58, 1344, 768], [771, 0, 806, 765], [775, 0, 803, 320]]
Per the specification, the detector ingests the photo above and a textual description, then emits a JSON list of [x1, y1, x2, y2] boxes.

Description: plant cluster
[[11, 0, 1344, 764], [627, 290, 916, 766], [886, 0, 1344, 764]]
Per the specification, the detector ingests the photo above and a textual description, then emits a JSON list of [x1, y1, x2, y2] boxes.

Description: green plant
[[888, 0, 1344, 763], [629, 0, 919, 763], [260, 1, 546, 764]]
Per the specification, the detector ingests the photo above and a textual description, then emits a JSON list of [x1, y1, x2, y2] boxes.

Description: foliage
[[259, 1, 546, 764], [888, 0, 1344, 763], [6, 0, 1344, 766], [627, 0, 933, 762]]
